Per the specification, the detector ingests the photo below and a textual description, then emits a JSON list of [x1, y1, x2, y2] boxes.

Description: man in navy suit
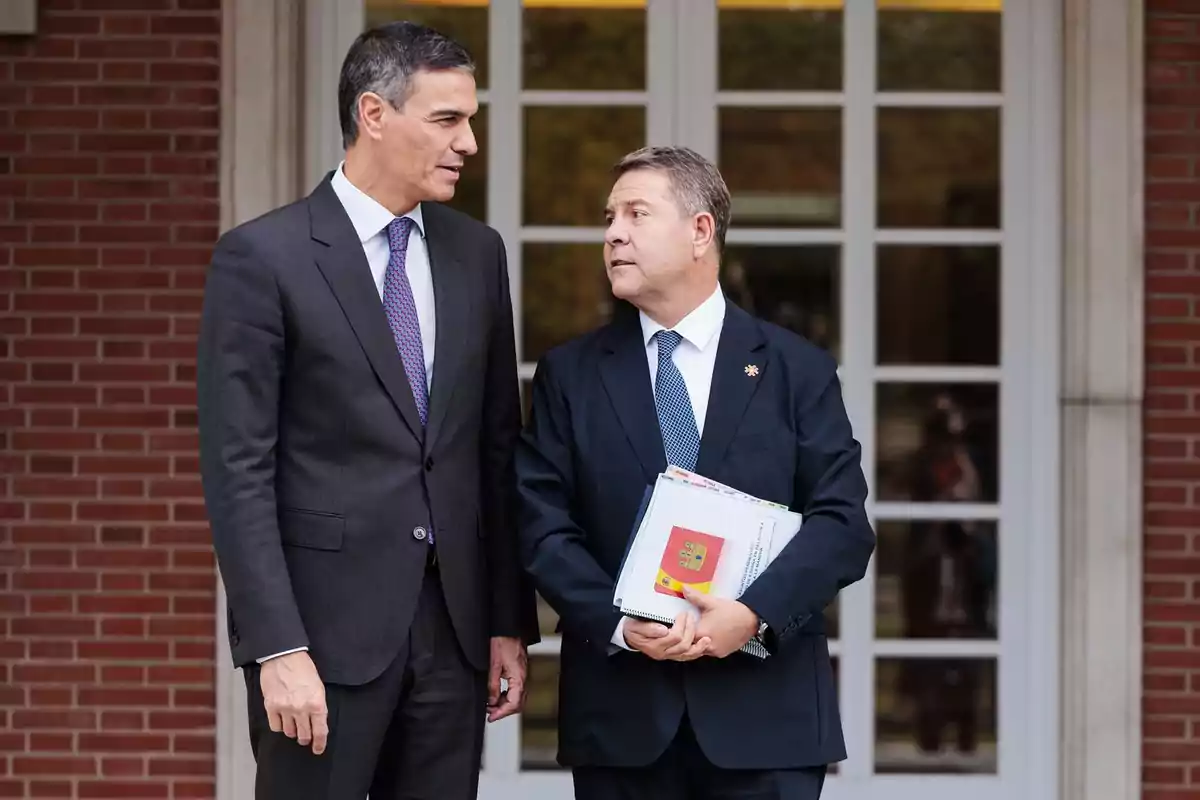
[[514, 146, 875, 800]]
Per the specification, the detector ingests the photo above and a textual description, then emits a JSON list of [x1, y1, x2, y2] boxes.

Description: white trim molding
[[1060, 2, 1144, 800], [218, 1, 306, 798]]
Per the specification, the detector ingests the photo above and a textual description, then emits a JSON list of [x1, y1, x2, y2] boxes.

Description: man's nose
[[605, 222, 628, 246], [454, 124, 478, 156]]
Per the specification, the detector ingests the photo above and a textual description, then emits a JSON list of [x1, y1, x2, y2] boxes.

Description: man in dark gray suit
[[197, 22, 537, 800]]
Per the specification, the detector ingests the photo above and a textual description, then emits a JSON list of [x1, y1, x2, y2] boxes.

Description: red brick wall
[[1, 2, 221, 797], [1145, 1, 1200, 796]]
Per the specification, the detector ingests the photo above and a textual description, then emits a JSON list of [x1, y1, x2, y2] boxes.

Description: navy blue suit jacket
[[514, 297, 875, 770]]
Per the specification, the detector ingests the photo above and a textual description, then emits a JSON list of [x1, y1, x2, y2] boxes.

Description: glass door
[[672, 1, 1057, 798], [313, 2, 1059, 799]]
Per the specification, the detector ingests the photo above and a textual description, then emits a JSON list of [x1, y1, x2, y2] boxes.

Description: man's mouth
[[610, 259, 635, 268], [438, 165, 462, 176]]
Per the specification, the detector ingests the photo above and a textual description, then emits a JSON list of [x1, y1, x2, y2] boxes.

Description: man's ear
[[692, 212, 716, 258], [357, 92, 388, 141]]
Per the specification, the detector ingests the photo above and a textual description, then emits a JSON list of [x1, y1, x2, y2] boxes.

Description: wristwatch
[[755, 618, 769, 642]]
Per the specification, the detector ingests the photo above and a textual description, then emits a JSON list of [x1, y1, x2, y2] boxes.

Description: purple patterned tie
[[383, 217, 429, 427]]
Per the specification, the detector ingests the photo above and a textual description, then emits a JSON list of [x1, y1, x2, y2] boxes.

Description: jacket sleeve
[[197, 230, 309, 665], [478, 230, 541, 644], [737, 363, 875, 653], [514, 356, 626, 655]]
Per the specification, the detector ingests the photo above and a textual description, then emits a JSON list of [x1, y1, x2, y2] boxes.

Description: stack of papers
[[613, 466, 802, 659]]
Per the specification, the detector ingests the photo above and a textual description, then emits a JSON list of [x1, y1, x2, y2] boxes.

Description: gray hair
[[613, 145, 732, 254], [338, 21, 475, 148]]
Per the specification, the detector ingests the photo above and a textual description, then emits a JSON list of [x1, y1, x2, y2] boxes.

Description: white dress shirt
[[330, 163, 437, 391], [612, 286, 727, 650], [257, 165, 438, 664]]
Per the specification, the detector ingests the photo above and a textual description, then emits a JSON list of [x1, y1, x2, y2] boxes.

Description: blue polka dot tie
[[383, 217, 429, 427], [653, 330, 700, 471]]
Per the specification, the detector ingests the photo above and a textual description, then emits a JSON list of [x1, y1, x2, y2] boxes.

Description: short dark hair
[[613, 145, 732, 254], [338, 21, 474, 147]]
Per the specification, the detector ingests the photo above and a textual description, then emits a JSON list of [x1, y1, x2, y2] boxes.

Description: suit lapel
[[307, 177, 425, 442], [599, 304, 665, 484], [423, 206, 471, 449], [694, 302, 768, 477]]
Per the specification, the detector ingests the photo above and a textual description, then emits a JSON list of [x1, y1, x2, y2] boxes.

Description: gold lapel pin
[[744, 364, 759, 377]]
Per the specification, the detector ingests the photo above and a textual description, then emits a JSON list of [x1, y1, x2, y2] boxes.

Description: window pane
[[878, 108, 999, 229], [523, 4, 645, 90], [521, 242, 611, 365], [721, 245, 840, 360], [719, 6, 842, 91], [451, 105, 487, 222], [521, 654, 561, 770], [364, 1, 489, 89], [520, 377, 533, 424], [877, 246, 999, 366], [535, 593, 559, 639], [875, 657, 997, 774], [524, 106, 645, 227], [878, 5, 1002, 92], [720, 108, 842, 228], [875, 520, 998, 640], [825, 599, 839, 640], [876, 383, 999, 504]]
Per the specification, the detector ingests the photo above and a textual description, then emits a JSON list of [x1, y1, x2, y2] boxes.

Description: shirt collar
[[639, 285, 726, 352], [331, 161, 425, 243]]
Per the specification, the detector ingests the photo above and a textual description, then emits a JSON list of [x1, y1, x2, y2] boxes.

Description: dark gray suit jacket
[[197, 174, 538, 686]]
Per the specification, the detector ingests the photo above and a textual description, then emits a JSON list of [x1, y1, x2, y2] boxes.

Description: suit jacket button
[[424, 457, 434, 472], [413, 526, 427, 541]]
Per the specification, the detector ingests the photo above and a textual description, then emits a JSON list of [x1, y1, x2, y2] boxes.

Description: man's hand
[[683, 586, 760, 658], [622, 612, 711, 661], [259, 651, 328, 754], [487, 636, 527, 722]]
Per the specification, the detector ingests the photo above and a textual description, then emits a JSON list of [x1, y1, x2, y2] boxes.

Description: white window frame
[[669, 2, 1059, 798], [216, 1, 1146, 798]]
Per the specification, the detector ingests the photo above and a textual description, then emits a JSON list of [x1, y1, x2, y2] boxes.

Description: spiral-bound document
[[613, 467, 802, 659]]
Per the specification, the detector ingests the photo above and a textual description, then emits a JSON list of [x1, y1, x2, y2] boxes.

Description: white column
[[1059, 1, 1145, 799], [217, 0, 305, 798]]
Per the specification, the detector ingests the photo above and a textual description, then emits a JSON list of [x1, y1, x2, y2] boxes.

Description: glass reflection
[[875, 521, 997, 640], [721, 246, 839, 360], [875, 384, 998, 504], [877, 246, 999, 366], [719, 5, 842, 91], [719, 108, 842, 228], [523, 106, 645, 227], [521, 243, 612, 365], [875, 657, 997, 774], [536, 592, 559, 638], [877, 108, 999, 229], [524, 4, 645, 90], [364, 1, 489, 88], [520, 654, 560, 770], [878, 6, 1002, 92]]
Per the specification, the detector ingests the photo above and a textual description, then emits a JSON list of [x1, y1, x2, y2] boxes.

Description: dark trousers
[[243, 561, 486, 799], [573, 715, 827, 800]]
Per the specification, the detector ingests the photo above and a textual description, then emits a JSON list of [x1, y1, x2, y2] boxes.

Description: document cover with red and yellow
[[654, 526, 725, 597], [612, 468, 804, 659]]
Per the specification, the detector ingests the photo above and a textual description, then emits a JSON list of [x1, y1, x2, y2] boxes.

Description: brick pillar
[[1, 2, 221, 797], [1144, 1, 1200, 795]]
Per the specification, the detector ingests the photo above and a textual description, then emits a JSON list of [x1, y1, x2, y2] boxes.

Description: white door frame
[[215, 1, 1144, 798]]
